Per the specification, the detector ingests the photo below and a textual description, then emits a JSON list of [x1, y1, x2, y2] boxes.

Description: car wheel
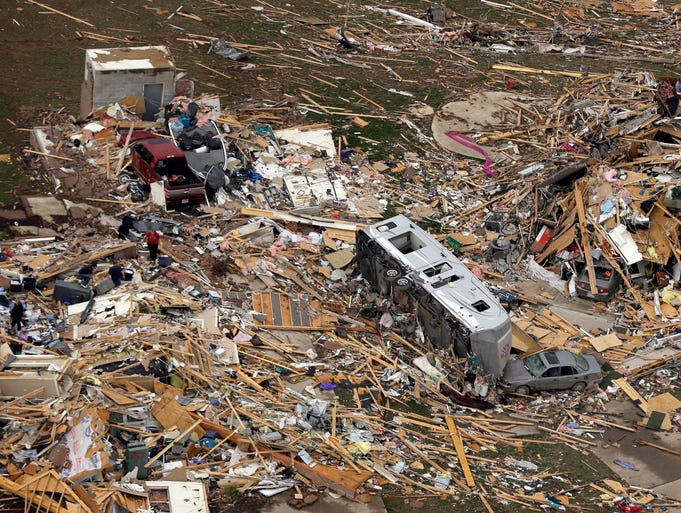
[[515, 385, 530, 395], [117, 171, 134, 185], [384, 267, 401, 281], [394, 276, 413, 290], [571, 382, 587, 392]]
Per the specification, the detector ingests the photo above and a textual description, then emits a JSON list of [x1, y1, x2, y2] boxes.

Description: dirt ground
[[0, 0, 676, 204]]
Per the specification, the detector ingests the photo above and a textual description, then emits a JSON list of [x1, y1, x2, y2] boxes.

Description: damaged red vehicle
[[118, 132, 205, 208]]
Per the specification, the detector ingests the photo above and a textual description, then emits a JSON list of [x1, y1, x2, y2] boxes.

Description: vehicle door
[[135, 144, 154, 181], [130, 144, 144, 175], [557, 365, 580, 389], [534, 365, 562, 391]]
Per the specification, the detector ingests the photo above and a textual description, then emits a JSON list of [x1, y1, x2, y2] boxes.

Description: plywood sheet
[[647, 392, 681, 413], [325, 248, 354, 269], [252, 291, 336, 327], [512, 322, 542, 353], [630, 204, 678, 264], [151, 389, 206, 438], [590, 333, 623, 352]]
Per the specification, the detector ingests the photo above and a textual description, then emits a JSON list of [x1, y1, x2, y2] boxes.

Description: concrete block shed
[[80, 46, 176, 120]]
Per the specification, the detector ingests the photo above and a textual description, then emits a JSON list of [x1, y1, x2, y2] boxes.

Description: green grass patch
[[0, 162, 25, 204]]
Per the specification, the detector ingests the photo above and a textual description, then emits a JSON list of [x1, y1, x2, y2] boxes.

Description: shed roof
[[85, 46, 175, 72]]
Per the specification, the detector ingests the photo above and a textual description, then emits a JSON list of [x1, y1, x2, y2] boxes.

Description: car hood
[[501, 359, 533, 384]]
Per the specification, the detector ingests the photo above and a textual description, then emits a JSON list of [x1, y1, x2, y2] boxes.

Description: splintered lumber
[[193, 414, 372, 500], [0, 388, 48, 411], [196, 61, 231, 79], [574, 184, 598, 295], [27, 1, 96, 28], [37, 241, 137, 280], [0, 333, 59, 355], [0, 470, 94, 513], [478, 491, 496, 513], [588, 482, 619, 499], [634, 439, 681, 457], [578, 414, 636, 432], [151, 389, 207, 437], [446, 416, 476, 487], [613, 377, 649, 413], [492, 63, 604, 78], [536, 309, 581, 336], [325, 437, 365, 474], [536, 425, 597, 446], [23, 149, 73, 161], [114, 120, 135, 177], [240, 207, 361, 232]]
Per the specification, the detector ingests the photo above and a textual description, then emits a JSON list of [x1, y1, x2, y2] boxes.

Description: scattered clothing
[[614, 459, 639, 471]]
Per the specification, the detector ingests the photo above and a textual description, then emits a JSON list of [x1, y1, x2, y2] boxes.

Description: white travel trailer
[[356, 215, 512, 377]]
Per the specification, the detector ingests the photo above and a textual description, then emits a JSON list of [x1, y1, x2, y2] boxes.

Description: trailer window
[[423, 263, 452, 277], [432, 275, 462, 288], [389, 232, 427, 255], [472, 300, 490, 312]]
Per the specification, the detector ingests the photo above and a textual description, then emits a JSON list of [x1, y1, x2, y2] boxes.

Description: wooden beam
[[0, 470, 94, 513], [36, 241, 137, 280], [27, 1, 96, 28], [492, 63, 605, 79], [114, 121, 134, 177], [23, 149, 73, 161], [574, 183, 598, 295], [536, 425, 597, 446], [613, 377, 648, 413], [446, 416, 476, 487], [240, 207, 362, 232], [635, 439, 681, 458]]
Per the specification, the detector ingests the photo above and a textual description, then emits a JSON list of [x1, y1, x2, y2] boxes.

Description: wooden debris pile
[[6, 2, 681, 508], [0, 203, 679, 511]]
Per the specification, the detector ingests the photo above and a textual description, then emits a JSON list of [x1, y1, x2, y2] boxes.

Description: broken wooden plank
[[446, 416, 476, 487], [574, 183, 598, 295], [27, 0, 95, 28], [634, 439, 681, 458], [240, 207, 361, 231], [612, 378, 648, 413]]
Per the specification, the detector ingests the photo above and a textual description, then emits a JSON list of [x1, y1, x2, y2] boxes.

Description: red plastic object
[[615, 500, 643, 513]]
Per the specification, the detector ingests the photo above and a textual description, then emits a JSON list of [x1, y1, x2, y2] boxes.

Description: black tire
[[395, 276, 413, 290], [384, 267, 401, 281], [571, 382, 586, 392], [515, 385, 530, 395], [118, 172, 134, 185]]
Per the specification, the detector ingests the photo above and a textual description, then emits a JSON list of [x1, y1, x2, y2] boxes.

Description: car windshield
[[573, 354, 589, 372], [524, 354, 547, 377]]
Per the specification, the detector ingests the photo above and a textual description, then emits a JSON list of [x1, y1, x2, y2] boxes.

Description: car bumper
[[575, 287, 613, 302]]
